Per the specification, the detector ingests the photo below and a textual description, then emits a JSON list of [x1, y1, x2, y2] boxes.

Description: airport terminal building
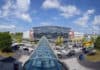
[[32, 26, 71, 42]]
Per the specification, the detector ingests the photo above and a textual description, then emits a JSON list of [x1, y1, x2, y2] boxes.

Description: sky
[[0, 0, 100, 34]]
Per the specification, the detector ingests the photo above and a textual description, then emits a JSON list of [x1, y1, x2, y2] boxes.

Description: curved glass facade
[[24, 36, 63, 70]]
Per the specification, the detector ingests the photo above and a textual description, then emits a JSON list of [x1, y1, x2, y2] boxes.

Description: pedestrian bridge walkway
[[23, 36, 64, 70]]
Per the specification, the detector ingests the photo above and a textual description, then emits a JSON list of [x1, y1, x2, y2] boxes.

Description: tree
[[55, 36, 63, 46], [11, 32, 23, 43], [0, 32, 12, 52], [94, 36, 100, 50], [91, 36, 96, 43], [82, 37, 87, 46]]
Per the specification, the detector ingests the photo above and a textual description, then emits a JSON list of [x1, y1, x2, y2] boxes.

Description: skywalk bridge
[[23, 36, 67, 70]]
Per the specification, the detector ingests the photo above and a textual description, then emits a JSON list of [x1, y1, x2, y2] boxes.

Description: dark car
[[12, 45, 19, 50], [67, 50, 75, 57], [23, 48, 29, 51]]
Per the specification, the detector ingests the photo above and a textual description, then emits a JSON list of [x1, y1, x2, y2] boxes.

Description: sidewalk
[[60, 57, 93, 70], [18, 55, 30, 66]]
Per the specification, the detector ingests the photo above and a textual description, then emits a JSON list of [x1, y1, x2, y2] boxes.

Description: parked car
[[56, 49, 76, 58], [23, 48, 29, 51], [12, 45, 19, 50], [66, 50, 75, 57]]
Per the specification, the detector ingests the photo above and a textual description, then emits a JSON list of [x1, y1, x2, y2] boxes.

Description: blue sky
[[0, 0, 100, 34]]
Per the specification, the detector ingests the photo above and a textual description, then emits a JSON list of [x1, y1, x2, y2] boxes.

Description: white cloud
[[0, 0, 11, 17], [92, 26, 99, 30], [93, 15, 100, 25], [92, 15, 100, 34], [21, 14, 32, 22], [17, 13, 32, 22], [2, 0, 11, 10], [42, 0, 95, 19], [60, 5, 80, 18], [75, 15, 89, 26], [74, 9, 94, 26], [0, 0, 32, 22], [40, 22, 52, 26], [42, 0, 60, 9], [42, 0, 80, 18], [16, 0, 30, 12], [85, 9, 95, 15], [92, 25, 100, 34], [0, 25, 16, 29]]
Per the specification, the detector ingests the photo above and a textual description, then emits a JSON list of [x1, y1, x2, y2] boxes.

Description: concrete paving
[[60, 57, 94, 70], [18, 55, 30, 66], [52, 44, 94, 70]]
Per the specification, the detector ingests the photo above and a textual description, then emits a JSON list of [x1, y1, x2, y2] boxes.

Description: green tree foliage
[[11, 32, 23, 43], [82, 36, 96, 46], [91, 36, 96, 43], [55, 36, 63, 46], [0, 32, 12, 52], [82, 37, 86, 44], [94, 36, 100, 50]]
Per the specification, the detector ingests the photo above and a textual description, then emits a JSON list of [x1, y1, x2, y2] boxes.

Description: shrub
[[0, 32, 12, 52], [94, 36, 100, 50]]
